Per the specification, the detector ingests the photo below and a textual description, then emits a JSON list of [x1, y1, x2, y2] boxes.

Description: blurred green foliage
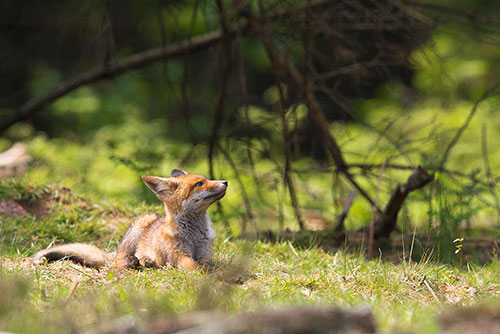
[[3, 2, 500, 333], [2, 0, 500, 259]]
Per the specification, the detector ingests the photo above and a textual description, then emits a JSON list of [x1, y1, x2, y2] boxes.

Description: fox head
[[142, 169, 228, 213]]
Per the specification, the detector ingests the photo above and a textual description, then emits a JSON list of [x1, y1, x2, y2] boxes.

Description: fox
[[31, 169, 228, 271]]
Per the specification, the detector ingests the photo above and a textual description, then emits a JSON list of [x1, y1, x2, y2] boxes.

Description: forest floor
[[2, 183, 500, 333]]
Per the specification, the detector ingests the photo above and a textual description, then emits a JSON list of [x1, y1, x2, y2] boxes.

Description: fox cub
[[32, 169, 228, 271]]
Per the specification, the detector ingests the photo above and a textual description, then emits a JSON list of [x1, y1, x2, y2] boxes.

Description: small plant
[[454, 237, 464, 254], [427, 175, 484, 264], [454, 237, 464, 269], [0, 179, 48, 204]]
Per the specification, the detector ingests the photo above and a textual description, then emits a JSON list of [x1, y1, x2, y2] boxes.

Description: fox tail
[[31, 243, 114, 269]]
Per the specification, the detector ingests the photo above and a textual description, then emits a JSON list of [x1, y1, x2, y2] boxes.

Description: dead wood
[[149, 306, 375, 334], [372, 166, 434, 239], [440, 306, 500, 334], [85, 306, 374, 334]]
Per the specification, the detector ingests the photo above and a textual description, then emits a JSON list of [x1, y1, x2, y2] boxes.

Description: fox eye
[[194, 181, 204, 187]]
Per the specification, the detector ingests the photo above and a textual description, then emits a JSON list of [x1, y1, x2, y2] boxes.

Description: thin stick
[[248, 14, 381, 213], [421, 275, 440, 303], [439, 82, 500, 170], [208, 0, 231, 180], [481, 123, 500, 226], [65, 279, 80, 303], [276, 91, 305, 230], [217, 143, 255, 229], [368, 160, 387, 258], [1, 30, 227, 132], [333, 191, 356, 233], [1, 0, 336, 132]]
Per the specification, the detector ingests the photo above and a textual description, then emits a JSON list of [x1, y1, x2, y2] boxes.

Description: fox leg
[[112, 214, 159, 269], [112, 254, 140, 268], [177, 255, 199, 271]]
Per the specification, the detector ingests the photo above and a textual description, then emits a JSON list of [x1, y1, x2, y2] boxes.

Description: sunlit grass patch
[[3, 236, 500, 333]]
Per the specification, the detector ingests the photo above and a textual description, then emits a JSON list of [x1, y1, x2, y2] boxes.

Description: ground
[[2, 184, 500, 333]]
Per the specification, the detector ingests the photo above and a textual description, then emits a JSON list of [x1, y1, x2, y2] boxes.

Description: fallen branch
[[86, 306, 375, 334], [151, 306, 375, 334]]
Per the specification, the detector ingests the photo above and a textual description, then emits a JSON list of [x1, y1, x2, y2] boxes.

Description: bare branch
[[2, 0, 343, 133], [0, 30, 228, 132], [218, 143, 255, 230], [277, 94, 305, 230], [372, 166, 434, 239], [439, 82, 500, 170], [333, 191, 356, 234], [247, 13, 381, 212], [368, 160, 386, 258], [208, 0, 231, 180]]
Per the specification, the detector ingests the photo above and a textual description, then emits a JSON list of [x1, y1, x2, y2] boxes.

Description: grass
[[2, 183, 500, 333], [3, 237, 499, 333], [3, 15, 500, 332]]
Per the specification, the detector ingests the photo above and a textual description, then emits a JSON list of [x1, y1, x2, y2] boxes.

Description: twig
[[368, 160, 387, 258], [347, 163, 499, 189], [439, 82, 500, 170], [217, 143, 255, 230], [403, 0, 500, 26], [481, 123, 491, 177], [1, 30, 228, 132], [333, 191, 356, 233], [421, 275, 440, 303], [65, 279, 80, 303], [208, 0, 231, 180], [317, 87, 414, 168], [236, 20, 265, 203], [2, 0, 339, 133], [481, 124, 500, 226], [248, 13, 381, 213], [276, 90, 305, 230]]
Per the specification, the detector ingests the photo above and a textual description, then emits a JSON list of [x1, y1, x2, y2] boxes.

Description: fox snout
[[217, 180, 228, 190], [217, 180, 228, 195], [204, 180, 228, 202]]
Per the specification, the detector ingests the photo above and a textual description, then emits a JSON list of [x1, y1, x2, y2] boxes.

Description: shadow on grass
[[240, 229, 500, 265]]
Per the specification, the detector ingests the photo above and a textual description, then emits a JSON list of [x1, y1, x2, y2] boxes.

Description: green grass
[[2, 183, 500, 333], [3, 237, 500, 333]]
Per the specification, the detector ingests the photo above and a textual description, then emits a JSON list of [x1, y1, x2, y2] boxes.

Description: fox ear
[[142, 175, 178, 200], [170, 169, 187, 178]]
